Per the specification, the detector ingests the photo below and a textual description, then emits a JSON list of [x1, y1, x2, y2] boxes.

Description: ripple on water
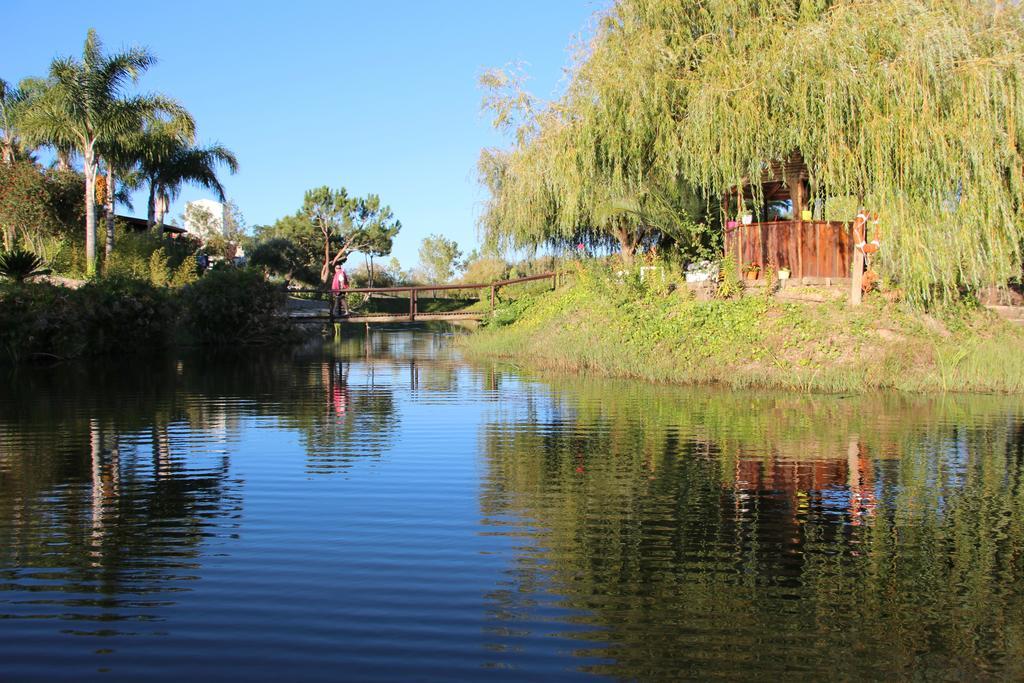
[[1, 330, 1024, 681]]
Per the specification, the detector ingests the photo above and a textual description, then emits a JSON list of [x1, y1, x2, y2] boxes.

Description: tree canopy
[[418, 233, 463, 283], [252, 186, 401, 285], [480, 0, 1024, 302]]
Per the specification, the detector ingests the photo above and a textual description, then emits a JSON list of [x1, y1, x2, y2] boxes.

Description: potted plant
[[777, 266, 791, 281], [741, 211, 754, 225], [743, 263, 760, 280], [801, 209, 813, 221]]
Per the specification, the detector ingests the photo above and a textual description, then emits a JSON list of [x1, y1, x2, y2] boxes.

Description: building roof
[[117, 215, 188, 235]]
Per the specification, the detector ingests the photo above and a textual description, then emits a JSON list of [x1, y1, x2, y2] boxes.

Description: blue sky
[[4, 0, 606, 267]]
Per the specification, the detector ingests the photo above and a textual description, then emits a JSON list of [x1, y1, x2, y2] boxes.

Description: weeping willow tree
[[480, 0, 1024, 302], [478, 40, 710, 265]]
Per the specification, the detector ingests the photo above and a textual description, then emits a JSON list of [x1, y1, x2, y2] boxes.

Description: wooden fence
[[724, 220, 854, 279]]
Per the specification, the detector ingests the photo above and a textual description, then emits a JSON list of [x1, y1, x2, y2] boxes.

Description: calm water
[[3, 327, 1024, 681]]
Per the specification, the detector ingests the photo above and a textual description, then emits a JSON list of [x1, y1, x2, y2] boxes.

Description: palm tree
[[0, 78, 39, 164], [97, 113, 195, 256], [0, 78, 25, 163], [141, 139, 238, 231], [20, 29, 187, 275]]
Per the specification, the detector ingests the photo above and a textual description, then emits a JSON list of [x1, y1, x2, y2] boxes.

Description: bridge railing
[[286, 272, 558, 321]]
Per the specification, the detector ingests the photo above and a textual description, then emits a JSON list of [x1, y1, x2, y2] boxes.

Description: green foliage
[[0, 277, 172, 362], [480, 0, 1024, 304], [249, 237, 315, 283], [418, 233, 463, 283], [252, 187, 401, 286], [460, 254, 509, 288], [252, 214, 323, 285], [103, 229, 199, 286], [177, 268, 296, 346], [0, 248, 50, 282], [148, 248, 171, 286], [19, 28, 190, 275], [170, 258, 197, 287], [143, 139, 238, 228], [466, 270, 1024, 393], [716, 255, 741, 299], [0, 161, 83, 250]]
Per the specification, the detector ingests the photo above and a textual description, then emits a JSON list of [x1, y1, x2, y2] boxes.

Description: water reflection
[[2, 330, 1024, 680], [479, 380, 1024, 679]]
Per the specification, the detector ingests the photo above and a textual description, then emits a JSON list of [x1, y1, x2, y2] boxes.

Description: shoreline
[[462, 277, 1024, 395]]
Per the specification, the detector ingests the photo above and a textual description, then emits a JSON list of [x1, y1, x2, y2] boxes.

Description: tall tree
[[480, 0, 1024, 302], [144, 142, 238, 231], [302, 186, 382, 283], [351, 194, 401, 287], [418, 234, 462, 283], [0, 79, 29, 164], [21, 29, 186, 275], [129, 116, 238, 232]]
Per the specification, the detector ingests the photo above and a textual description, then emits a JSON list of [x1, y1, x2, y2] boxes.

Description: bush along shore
[[0, 269, 298, 363], [464, 265, 1024, 394]]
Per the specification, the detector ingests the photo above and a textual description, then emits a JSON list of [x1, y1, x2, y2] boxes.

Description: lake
[[2, 326, 1024, 681]]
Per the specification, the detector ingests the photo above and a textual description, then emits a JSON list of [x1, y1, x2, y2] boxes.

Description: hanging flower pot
[[726, 219, 738, 229], [742, 212, 754, 225]]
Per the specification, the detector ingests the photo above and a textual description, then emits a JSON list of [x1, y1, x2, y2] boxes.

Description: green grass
[[463, 273, 1024, 394]]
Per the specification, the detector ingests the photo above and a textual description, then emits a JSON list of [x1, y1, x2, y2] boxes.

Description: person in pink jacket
[[331, 263, 349, 316]]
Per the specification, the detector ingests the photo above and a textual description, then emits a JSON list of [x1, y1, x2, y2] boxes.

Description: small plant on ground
[[0, 249, 51, 283], [717, 255, 742, 299]]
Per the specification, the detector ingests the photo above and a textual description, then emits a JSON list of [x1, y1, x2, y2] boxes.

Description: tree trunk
[[104, 165, 115, 257], [369, 255, 375, 288], [321, 231, 331, 284], [155, 194, 168, 231], [83, 148, 98, 276], [614, 225, 636, 266], [147, 182, 157, 231], [57, 148, 71, 172]]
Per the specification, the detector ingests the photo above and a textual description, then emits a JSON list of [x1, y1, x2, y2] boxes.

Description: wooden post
[[409, 289, 416, 320], [796, 222, 803, 279], [490, 285, 496, 312]]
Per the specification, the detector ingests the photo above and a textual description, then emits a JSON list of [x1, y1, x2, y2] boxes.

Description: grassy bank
[[464, 267, 1024, 393]]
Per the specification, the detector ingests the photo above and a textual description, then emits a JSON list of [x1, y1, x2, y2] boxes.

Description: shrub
[[103, 229, 200, 285], [74, 277, 176, 353], [0, 249, 51, 282], [148, 249, 171, 287], [178, 268, 297, 345], [0, 277, 173, 362], [170, 259, 198, 288]]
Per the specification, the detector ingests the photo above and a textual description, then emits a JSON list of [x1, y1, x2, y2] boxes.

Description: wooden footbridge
[[285, 272, 557, 324]]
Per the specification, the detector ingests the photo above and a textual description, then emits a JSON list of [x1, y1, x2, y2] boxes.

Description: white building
[[183, 199, 226, 239]]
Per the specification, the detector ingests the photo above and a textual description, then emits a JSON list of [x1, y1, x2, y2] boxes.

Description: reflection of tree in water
[[479, 380, 1024, 679], [0, 371, 241, 638], [293, 359, 400, 474]]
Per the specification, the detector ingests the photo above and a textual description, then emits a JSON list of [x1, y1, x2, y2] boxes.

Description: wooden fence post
[[490, 285, 496, 312], [409, 289, 416, 320]]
